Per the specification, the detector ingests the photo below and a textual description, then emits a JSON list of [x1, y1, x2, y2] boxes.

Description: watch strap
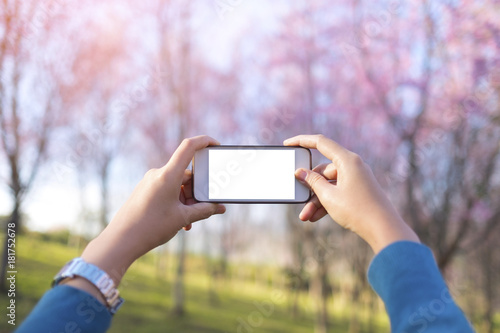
[[53, 257, 124, 314]]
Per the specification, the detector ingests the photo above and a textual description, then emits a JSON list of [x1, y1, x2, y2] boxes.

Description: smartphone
[[192, 146, 312, 203]]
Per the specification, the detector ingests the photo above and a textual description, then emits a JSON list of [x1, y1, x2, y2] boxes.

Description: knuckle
[[349, 152, 364, 166], [145, 167, 168, 183], [321, 162, 331, 170], [322, 190, 334, 203], [307, 173, 322, 189], [181, 138, 192, 148], [312, 163, 328, 173], [144, 168, 159, 178]]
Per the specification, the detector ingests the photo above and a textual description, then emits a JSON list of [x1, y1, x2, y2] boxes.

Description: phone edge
[[191, 145, 312, 204]]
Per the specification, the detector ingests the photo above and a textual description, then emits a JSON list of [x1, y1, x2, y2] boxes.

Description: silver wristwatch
[[53, 257, 124, 314]]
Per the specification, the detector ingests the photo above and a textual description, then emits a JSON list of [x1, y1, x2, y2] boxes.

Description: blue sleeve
[[15, 285, 112, 333], [367, 241, 474, 332]]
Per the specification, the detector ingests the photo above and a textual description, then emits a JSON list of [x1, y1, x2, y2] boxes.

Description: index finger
[[166, 135, 220, 175], [283, 134, 350, 166]]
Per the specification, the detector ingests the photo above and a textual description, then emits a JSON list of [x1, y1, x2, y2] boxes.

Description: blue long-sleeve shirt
[[16, 241, 474, 332], [368, 241, 474, 332], [16, 284, 111, 333]]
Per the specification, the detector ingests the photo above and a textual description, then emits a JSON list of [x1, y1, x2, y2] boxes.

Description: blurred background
[[1, 0, 499, 332]]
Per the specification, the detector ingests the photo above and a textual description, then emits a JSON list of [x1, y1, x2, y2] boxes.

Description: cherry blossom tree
[[133, 0, 242, 316], [258, 0, 500, 329], [0, 0, 70, 289], [58, 1, 138, 231]]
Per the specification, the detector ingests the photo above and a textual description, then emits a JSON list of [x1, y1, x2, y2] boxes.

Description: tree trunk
[[172, 230, 187, 316], [1, 198, 21, 291], [169, 2, 191, 315], [286, 205, 304, 318], [312, 263, 329, 333], [99, 162, 109, 230], [367, 291, 377, 333], [290, 287, 300, 318], [202, 221, 218, 305], [304, 223, 330, 333], [156, 245, 169, 281], [348, 283, 361, 333], [481, 244, 494, 333]]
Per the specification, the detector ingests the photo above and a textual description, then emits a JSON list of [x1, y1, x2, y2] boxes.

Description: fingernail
[[295, 169, 307, 181], [216, 205, 226, 214]]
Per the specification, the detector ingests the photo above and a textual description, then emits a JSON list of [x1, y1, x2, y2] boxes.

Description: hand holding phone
[[284, 134, 420, 254], [192, 146, 312, 203], [79, 136, 225, 288]]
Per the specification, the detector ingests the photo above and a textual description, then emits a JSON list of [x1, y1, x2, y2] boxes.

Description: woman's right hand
[[284, 134, 420, 254]]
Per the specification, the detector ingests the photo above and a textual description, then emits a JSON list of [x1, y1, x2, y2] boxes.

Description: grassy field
[[0, 234, 392, 333], [1, 234, 500, 332]]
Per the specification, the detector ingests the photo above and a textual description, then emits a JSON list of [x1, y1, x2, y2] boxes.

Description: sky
[[0, 0, 289, 236]]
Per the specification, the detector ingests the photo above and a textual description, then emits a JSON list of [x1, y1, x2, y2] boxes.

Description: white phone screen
[[208, 149, 296, 200]]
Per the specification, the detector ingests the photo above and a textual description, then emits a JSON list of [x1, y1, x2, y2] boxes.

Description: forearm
[[79, 228, 143, 286], [363, 212, 420, 254], [368, 241, 474, 332], [17, 136, 224, 332], [60, 222, 151, 304]]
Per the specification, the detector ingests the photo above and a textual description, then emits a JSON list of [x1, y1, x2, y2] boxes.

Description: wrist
[[80, 229, 141, 286], [61, 276, 107, 305], [364, 215, 420, 254], [54, 257, 124, 314]]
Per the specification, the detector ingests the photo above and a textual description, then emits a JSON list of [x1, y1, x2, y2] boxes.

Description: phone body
[[192, 146, 312, 204]]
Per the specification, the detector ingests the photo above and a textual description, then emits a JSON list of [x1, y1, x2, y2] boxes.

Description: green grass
[[0, 235, 391, 333]]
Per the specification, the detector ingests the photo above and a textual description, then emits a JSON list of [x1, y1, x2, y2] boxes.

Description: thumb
[[185, 203, 226, 224], [295, 168, 333, 199]]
